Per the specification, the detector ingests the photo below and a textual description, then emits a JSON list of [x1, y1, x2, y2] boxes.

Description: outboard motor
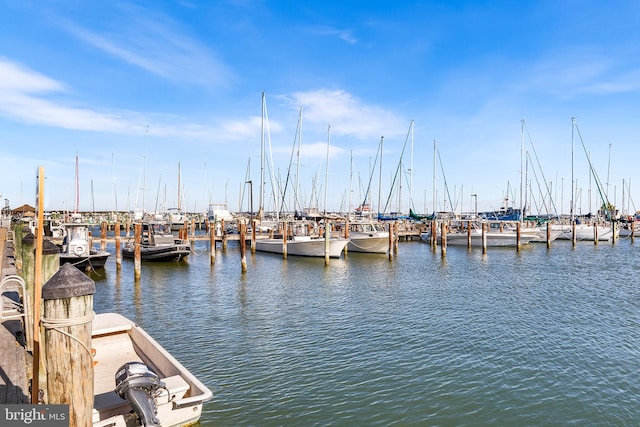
[[115, 362, 166, 427]]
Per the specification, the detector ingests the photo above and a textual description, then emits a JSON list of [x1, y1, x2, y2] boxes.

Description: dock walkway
[[0, 226, 29, 403]]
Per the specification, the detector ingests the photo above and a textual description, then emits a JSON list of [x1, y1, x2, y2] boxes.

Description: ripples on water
[[91, 237, 640, 426]]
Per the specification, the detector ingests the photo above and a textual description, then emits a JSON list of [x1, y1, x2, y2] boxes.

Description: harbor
[[2, 211, 640, 425]]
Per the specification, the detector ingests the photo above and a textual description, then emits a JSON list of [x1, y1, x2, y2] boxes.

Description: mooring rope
[[40, 311, 96, 357]]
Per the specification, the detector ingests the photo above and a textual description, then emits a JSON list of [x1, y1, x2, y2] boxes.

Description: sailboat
[[253, 96, 348, 258], [554, 118, 618, 241]]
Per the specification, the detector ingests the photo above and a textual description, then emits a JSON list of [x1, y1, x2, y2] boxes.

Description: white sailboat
[[556, 118, 617, 242]]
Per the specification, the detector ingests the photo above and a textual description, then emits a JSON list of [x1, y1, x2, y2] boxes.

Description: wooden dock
[[0, 227, 30, 403]]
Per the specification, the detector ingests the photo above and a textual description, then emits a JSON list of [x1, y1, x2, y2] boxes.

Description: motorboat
[[346, 221, 389, 254], [122, 220, 190, 262], [59, 221, 110, 270], [254, 235, 349, 258], [92, 312, 212, 427]]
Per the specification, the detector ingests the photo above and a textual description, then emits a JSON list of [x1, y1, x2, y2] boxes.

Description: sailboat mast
[[378, 136, 384, 217], [74, 152, 79, 213], [295, 107, 302, 213], [520, 119, 524, 221], [349, 150, 353, 219], [260, 91, 265, 214], [177, 161, 181, 211], [324, 125, 330, 216], [571, 117, 575, 219], [433, 140, 437, 214], [410, 120, 414, 213]]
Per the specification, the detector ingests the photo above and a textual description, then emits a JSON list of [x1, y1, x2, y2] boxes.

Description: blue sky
[[2, 1, 640, 216]]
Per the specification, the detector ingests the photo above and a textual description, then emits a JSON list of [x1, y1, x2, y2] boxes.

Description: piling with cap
[[41, 263, 95, 427], [134, 223, 141, 280]]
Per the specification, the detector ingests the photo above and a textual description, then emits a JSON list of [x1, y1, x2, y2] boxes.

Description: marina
[[2, 218, 639, 425]]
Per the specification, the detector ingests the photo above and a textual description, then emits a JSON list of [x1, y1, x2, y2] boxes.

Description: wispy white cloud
[[57, 7, 233, 88], [285, 89, 406, 141], [522, 48, 640, 98], [308, 26, 358, 44], [0, 57, 252, 142]]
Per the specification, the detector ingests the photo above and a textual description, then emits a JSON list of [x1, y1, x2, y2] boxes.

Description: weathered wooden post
[[431, 220, 437, 252], [42, 263, 95, 427], [593, 222, 599, 245], [546, 221, 551, 249], [394, 222, 399, 253], [612, 221, 617, 244], [516, 221, 521, 251], [324, 221, 330, 266], [572, 221, 577, 247], [101, 221, 107, 252], [21, 232, 36, 292], [251, 219, 256, 254], [482, 222, 487, 254], [221, 219, 227, 252], [134, 223, 141, 281], [240, 221, 247, 273], [282, 221, 288, 259], [387, 222, 393, 261], [441, 221, 447, 257], [209, 220, 216, 265], [467, 221, 472, 248], [115, 221, 122, 269], [631, 220, 636, 244], [343, 218, 349, 255]]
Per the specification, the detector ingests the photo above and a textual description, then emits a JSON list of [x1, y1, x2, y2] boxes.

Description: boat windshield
[[68, 226, 87, 241]]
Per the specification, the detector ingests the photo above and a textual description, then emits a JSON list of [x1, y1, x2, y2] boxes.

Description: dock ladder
[[1, 275, 28, 321]]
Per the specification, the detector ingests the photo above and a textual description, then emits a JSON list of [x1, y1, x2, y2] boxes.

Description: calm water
[[90, 235, 640, 426]]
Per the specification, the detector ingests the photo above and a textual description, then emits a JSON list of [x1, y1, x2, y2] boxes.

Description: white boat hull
[[554, 224, 618, 241], [347, 231, 389, 254], [92, 313, 212, 427], [445, 230, 539, 247], [254, 236, 349, 258]]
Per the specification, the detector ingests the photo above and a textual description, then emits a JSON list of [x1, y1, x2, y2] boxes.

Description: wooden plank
[[0, 227, 30, 403]]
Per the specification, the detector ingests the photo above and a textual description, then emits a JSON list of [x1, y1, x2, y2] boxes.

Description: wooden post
[[572, 221, 577, 247], [441, 221, 447, 257], [482, 222, 487, 254], [21, 232, 36, 294], [282, 221, 288, 259], [612, 221, 616, 244], [221, 219, 227, 252], [324, 221, 330, 266], [210, 220, 216, 265], [32, 166, 45, 404], [394, 222, 399, 253], [516, 221, 521, 251], [191, 218, 196, 247], [251, 219, 256, 254], [115, 222, 122, 269], [546, 221, 551, 249], [101, 221, 107, 252], [240, 221, 247, 272], [343, 218, 349, 255], [467, 221, 472, 248], [42, 263, 95, 427], [388, 222, 394, 261], [431, 220, 437, 251], [134, 223, 141, 281], [593, 222, 598, 245]]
